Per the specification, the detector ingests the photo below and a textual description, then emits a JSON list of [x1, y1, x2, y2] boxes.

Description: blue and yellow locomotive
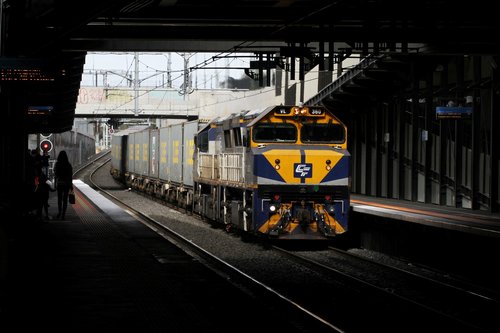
[[192, 104, 350, 240], [110, 104, 350, 241]]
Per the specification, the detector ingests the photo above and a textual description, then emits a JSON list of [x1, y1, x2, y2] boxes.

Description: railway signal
[[40, 139, 53, 153]]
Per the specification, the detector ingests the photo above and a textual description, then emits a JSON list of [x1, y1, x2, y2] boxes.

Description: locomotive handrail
[[198, 149, 246, 184], [197, 152, 219, 180], [220, 149, 245, 183]]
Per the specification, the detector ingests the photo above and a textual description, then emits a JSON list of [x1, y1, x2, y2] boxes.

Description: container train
[[110, 104, 350, 241]]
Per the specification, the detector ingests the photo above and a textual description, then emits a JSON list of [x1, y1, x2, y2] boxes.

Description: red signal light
[[40, 139, 53, 152]]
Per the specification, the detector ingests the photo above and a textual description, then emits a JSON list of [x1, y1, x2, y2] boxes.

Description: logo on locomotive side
[[294, 163, 312, 178]]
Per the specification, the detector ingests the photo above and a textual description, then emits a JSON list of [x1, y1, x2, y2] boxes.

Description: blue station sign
[[436, 106, 472, 119]]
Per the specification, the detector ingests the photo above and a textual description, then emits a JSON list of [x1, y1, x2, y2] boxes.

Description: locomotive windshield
[[301, 123, 345, 143], [253, 123, 297, 143]]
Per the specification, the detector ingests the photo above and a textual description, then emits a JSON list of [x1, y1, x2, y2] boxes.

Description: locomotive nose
[[260, 148, 346, 184]]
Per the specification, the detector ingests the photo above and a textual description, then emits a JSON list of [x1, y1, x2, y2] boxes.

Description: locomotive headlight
[[326, 159, 331, 171], [274, 159, 281, 170], [269, 194, 281, 213]]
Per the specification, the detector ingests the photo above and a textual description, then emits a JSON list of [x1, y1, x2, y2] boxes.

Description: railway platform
[[2, 175, 499, 331], [349, 194, 500, 289], [351, 194, 500, 238], [0, 180, 314, 333]]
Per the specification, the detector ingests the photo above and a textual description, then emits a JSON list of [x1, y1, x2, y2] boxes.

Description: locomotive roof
[[242, 106, 271, 120], [244, 105, 279, 127], [198, 104, 331, 132], [246, 105, 328, 127]]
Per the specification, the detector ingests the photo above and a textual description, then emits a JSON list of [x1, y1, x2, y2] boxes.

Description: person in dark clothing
[[31, 149, 43, 179], [24, 149, 37, 217], [35, 172, 54, 221], [41, 151, 50, 177], [54, 150, 73, 219]]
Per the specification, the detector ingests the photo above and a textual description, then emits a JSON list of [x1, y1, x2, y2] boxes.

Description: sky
[[81, 52, 252, 90]]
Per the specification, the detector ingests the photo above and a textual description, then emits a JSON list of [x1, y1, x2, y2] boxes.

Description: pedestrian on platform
[[41, 150, 50, 177], [24, 149, 37, 217], [35, 172, 55, 221], [31, 149, 43, 177], [54, 150, 73, 220]]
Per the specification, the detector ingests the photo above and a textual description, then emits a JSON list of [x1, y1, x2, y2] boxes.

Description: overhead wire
[[92, 1, 344, 116]]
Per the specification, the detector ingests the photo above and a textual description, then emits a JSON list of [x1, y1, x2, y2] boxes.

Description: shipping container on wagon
[[111, 126, 149, 176], [159, 126, 171, 182], [110, 134, 123, 175], [168, 123, 184, 184], [137, 130, 150, 176], [149, 129, 159, 179], [182, 120, 199, 187], [127, 131, 136, 175], [129, 130, 144, 176]]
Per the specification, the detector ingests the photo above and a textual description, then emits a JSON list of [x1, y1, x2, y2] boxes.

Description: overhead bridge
[[74, 86, 245, 120]]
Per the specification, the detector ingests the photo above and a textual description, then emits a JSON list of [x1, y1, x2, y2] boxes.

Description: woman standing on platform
[[54, 150, 73, 219]]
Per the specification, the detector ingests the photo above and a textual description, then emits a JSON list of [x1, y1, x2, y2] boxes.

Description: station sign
[[0, 58, 59, 82], [436, 106, 472, 119], [27, 105, 53, 116]]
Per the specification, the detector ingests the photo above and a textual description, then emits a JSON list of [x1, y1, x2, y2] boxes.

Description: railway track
[[273, 245, 499, 333], [85, 152, 345, 333], [83, 153, 499, 333]]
